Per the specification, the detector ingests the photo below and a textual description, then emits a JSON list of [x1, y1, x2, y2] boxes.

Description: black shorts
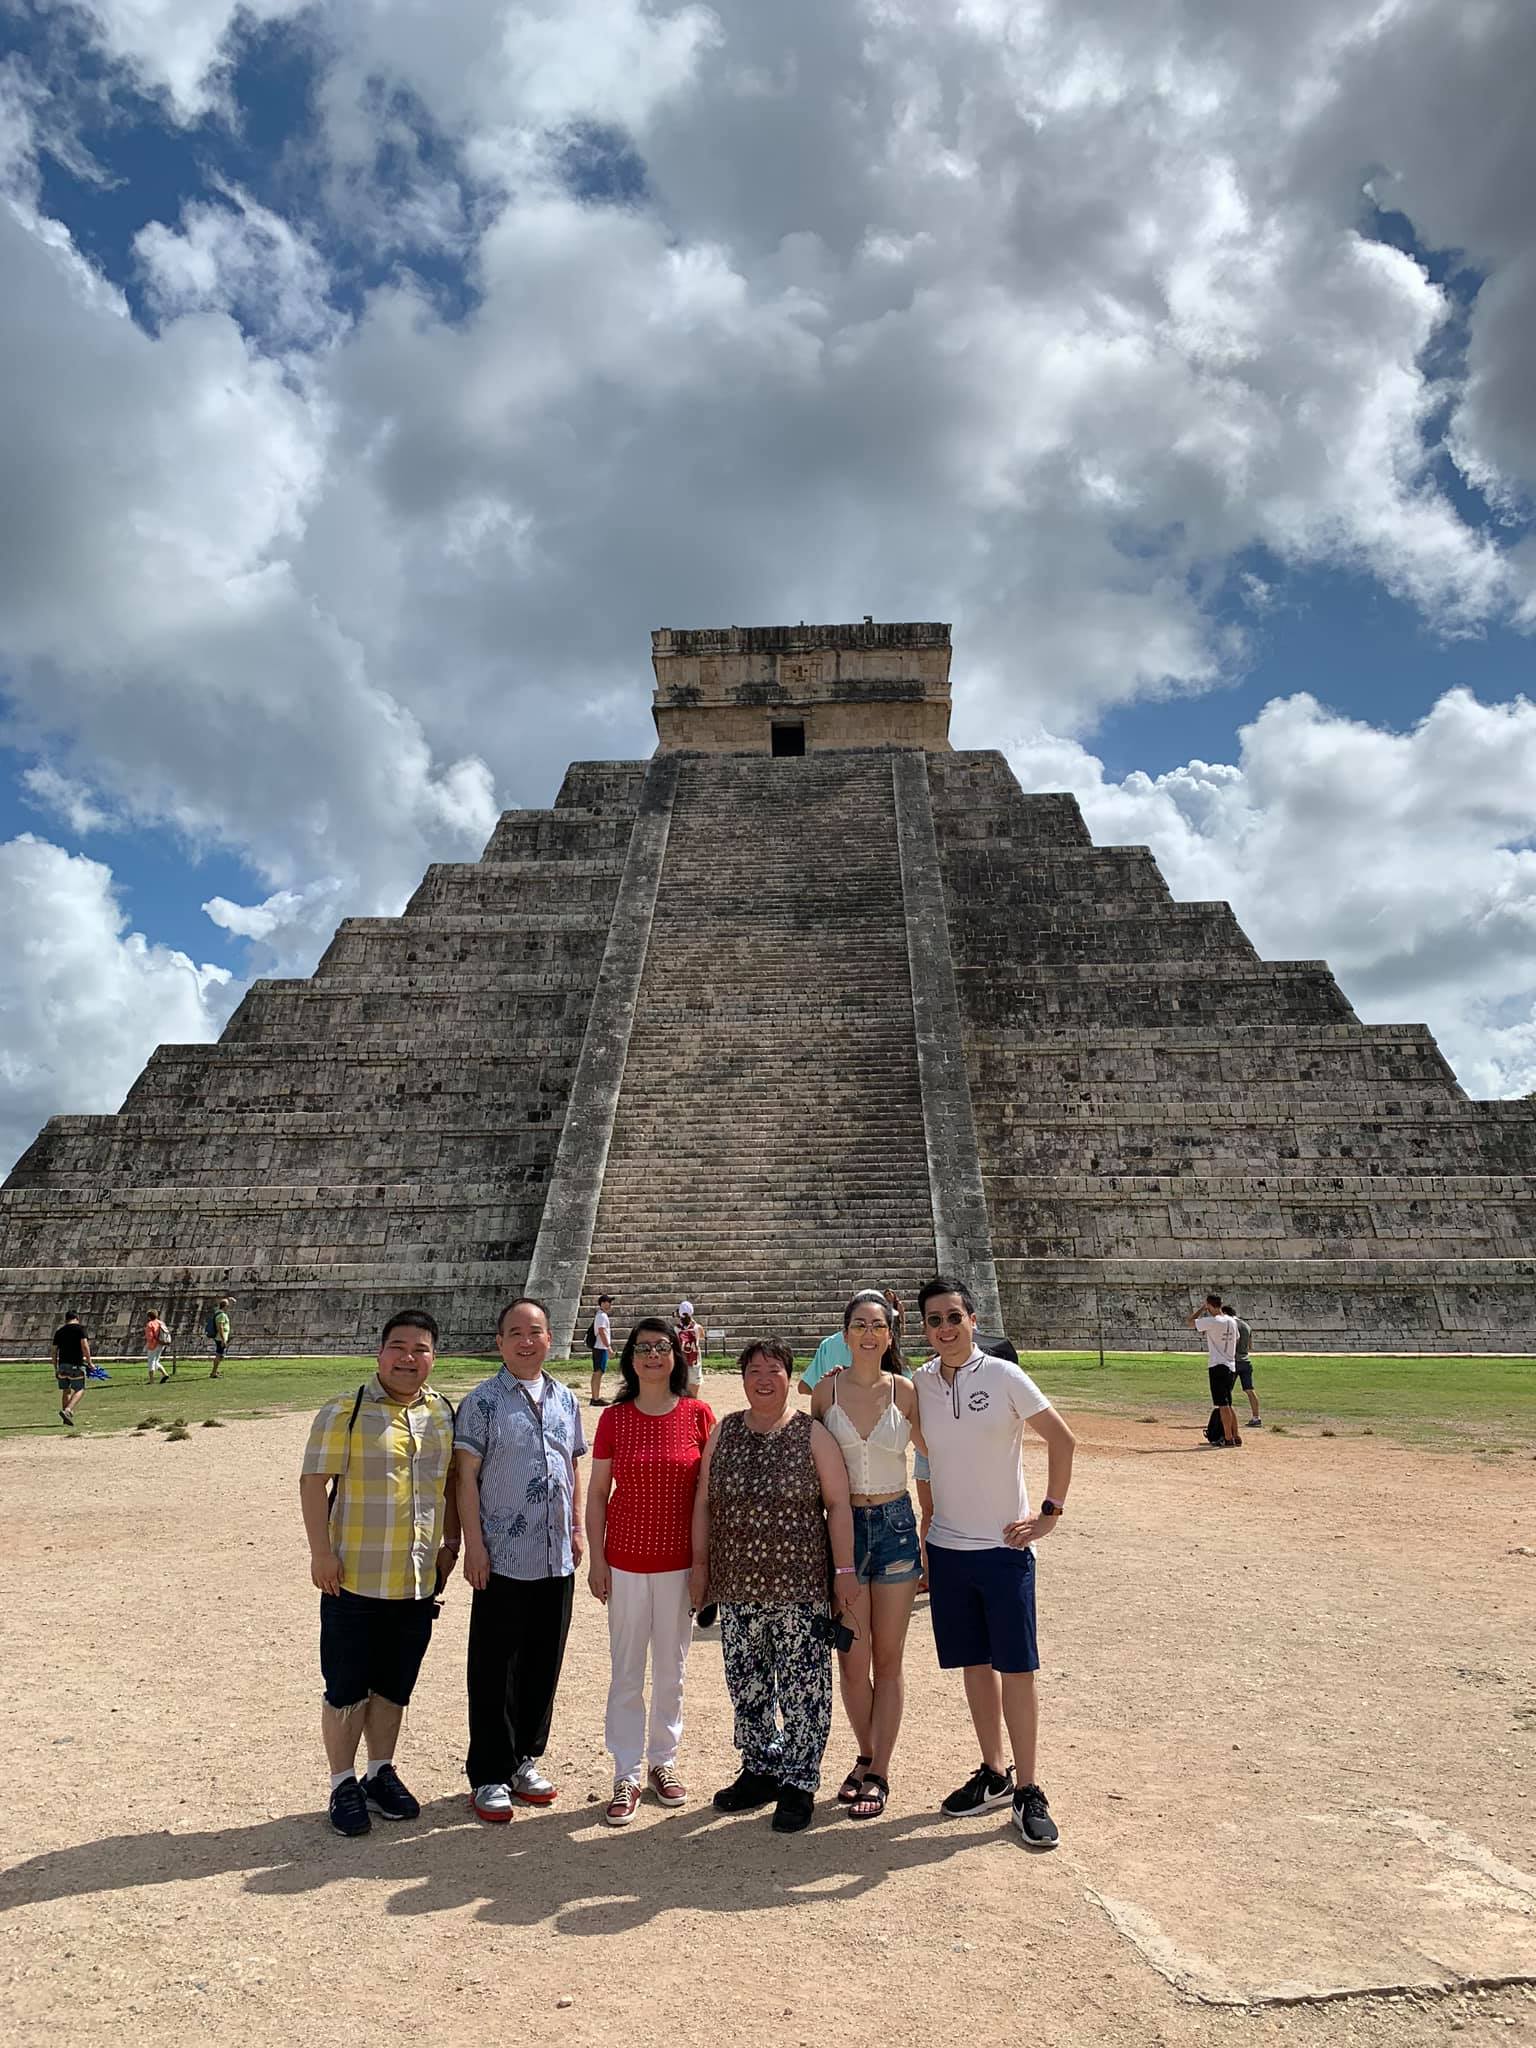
[[320, 1590, 438, 1709], [55, 1368, 86, 1391], [214, 1341, 227, 1360], [1208, 1364, 1237, 1406], [1234, 1360, 1254, 1391]]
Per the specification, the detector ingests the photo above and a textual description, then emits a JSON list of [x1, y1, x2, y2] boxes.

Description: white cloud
[[1005, 687, 1536, 1100], [0, 835, 237, 1170], [134, 185, 342, 348], [21, 764, 113, 835]]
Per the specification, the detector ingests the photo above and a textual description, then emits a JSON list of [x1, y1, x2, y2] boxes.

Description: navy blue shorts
[[926, 1543, 1038, 1673], [591, 1349, 610, 1374], [320, 1590, 438, 1709], [1234, 1360, 1254, 1391]]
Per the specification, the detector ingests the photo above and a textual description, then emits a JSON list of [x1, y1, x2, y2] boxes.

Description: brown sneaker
[[649, 1763, 687, 1808], [604, 1779, 641, 1827]]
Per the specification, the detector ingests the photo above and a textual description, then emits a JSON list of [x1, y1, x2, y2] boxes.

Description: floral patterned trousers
[[719, 1601, 832, 1793]]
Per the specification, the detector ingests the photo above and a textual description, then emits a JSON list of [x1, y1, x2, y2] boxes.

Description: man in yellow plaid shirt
[[300, 1309, 461, 1836]]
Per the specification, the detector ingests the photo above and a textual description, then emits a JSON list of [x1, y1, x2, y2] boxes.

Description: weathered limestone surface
[[3, 623, 1534, 1359]]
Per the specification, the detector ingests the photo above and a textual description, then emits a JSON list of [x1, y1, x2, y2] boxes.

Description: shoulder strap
[[327, 1385, 368, 1515]]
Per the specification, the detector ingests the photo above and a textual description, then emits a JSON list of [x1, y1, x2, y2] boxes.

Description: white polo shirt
[[914, 1350, 1052, 1550]]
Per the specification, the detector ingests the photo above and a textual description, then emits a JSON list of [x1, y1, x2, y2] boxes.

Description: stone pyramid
[[3, 621, 1533, 1358]]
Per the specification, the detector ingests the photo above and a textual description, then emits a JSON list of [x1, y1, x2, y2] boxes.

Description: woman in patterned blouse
[[689, 1337, 857, 1834]]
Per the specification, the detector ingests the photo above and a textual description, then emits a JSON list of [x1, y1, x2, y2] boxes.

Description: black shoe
[[694, 1602, 719, 1629], [713, 1768, 781, 1812], [363, 1763, 420, 1821], [1012, 1782, 1059, 1850], [329, 1776, 371, 1837], [941, 1761, 1014, 1817], [771, 1787, 815, 1834]]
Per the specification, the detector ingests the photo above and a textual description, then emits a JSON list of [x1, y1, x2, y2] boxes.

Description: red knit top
[[592, 1397, 716, 1573]]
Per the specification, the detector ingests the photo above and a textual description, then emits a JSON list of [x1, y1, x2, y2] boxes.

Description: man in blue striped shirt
[[456, 1296, 587, 1822]]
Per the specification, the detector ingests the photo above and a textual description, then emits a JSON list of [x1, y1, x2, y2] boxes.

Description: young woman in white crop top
[[809, 1288, 928, 1819]]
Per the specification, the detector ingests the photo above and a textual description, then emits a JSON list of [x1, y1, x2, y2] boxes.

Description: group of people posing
[[300, 1278, 1076, 1848]]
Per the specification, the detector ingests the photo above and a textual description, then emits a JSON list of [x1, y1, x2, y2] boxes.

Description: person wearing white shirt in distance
[[1187, 1291, 1242, 1447], [912, 1276, 1075, 1849]]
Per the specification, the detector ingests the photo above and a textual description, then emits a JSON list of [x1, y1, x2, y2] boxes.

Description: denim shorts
[[852, 1496, 922, 1585]]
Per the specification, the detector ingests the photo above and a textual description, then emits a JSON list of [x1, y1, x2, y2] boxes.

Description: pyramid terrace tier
[[968, 1023, 1460, 1095], [222, 975, 599, 1042], [993, 1256, 1536, 1352], [121, 1040, 578, 1115], [405, 859, 625, 916]]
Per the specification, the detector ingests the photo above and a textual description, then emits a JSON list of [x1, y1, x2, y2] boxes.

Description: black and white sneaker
[[328, 1776, 372, 1837], [364, 1763, 420, 1821], [941, 1761, 1014, 1817], [1012, 1782, 1059, 1850]]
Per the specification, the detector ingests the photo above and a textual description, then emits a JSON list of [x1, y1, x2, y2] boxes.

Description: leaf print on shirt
[[525, 1473, 549, 1505]]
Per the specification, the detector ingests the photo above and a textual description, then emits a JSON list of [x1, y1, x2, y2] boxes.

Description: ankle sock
[[330, 1770, 358, 1793], [364, 1758, 392, 1780]]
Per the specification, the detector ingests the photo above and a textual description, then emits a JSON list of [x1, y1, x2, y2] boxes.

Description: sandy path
[[2, 1378, 1534, 2048]]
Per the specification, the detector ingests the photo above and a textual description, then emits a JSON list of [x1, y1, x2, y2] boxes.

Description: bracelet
[[834, 1565, 856, 1576]]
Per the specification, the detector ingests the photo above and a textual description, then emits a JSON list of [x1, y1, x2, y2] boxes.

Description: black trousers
[[465, 1572, 575, 1784]]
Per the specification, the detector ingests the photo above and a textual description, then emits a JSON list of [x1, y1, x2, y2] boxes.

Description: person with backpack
[[1188, 1292, 1243, 1448], [587, 1293, 614, 1408], [298, 1309, 461, 1837], [206, 1298, 232, 1378], [143, 1308, 171, 1384]]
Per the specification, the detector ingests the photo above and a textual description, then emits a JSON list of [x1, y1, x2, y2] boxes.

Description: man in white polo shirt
[[913, 1275, 1076, 1849]]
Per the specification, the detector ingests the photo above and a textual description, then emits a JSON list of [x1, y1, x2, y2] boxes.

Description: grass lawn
[[5, 1347, 1535, 1452]]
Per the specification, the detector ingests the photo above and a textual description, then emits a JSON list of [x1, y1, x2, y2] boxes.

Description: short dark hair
[[380, 1309, 438, 1347], [614, 1319, 688, 1402], [497, 1296, 550, 1334], [1204, 1292, 1223, 1309], [738, 1336, 795, 1377], [64, 1309, 80, 1322], [917, 1276, 977, 1318], [598, 1293, 613, 1305]]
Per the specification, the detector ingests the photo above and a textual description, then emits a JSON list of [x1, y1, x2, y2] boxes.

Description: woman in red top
[[585, 1318, 716, 1826]]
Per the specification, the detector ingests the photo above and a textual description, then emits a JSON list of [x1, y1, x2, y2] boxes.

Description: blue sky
[[2, 0, 1536, 1165]]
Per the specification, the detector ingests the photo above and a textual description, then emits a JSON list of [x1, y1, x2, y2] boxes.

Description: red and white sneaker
[[509, 1758, 558, 1805], [471, 1782, 514, 1823], [649, 1763, 688, 1808], [604, 1779, 641, 1826]]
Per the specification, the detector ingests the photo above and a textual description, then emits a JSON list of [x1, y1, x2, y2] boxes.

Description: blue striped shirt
[[454, 1368, 587, 1580]]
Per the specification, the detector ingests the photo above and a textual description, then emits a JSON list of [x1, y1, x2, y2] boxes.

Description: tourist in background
[[811, 1290, 923, 1819], [796, 1323, 851, 1397], [456, 1297, 586, 1821], [1228, 1303, 1261, 1427], [691, 1338, 857, 1833], [208, 1297, 232, 1378], [586, 1319, 716, 1824], [298, 1309, 460, 1837], [143, 1307, 171, 1383], [884, 1288, 905, 1344], [914, 1275, 1074, 1849], [52, 1310, 91, 1426], [1188, 1291, 1242, 1446], [674, 1300, 704, 1394], [588, 1292, 614, 1408]]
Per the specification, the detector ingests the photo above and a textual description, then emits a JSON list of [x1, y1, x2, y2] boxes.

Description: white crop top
[[824, 1377, 912, 1495]]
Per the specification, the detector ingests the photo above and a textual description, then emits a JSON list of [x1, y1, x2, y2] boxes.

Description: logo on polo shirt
[[967, 1390, 990, 1412]]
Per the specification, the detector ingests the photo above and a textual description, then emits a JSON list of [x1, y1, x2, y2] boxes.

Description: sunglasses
[[633, 1341, 673, 1357], [924, 1309, 969, 1328]]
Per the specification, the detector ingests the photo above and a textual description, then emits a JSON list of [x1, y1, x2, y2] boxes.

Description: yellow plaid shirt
[[302, 1377, 455, 1600]]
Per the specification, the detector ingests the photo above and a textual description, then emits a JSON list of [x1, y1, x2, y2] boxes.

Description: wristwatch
[[1039, 1498, 1061, 1518]]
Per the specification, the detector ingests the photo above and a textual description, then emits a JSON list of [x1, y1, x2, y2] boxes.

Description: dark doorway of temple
[[771, 721, 806, 756]]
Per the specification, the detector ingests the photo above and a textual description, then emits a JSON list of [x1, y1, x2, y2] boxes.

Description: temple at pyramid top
[[651, 620, 953, 753]]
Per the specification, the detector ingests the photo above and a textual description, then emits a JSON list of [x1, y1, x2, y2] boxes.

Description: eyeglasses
[[633, 1342, 673, 1357], [924, 1309, 969, 1328]]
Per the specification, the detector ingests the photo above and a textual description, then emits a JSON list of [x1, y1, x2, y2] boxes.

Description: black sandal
[[849, 1773, 889, 1819], [837, 1755, 872, 1804]]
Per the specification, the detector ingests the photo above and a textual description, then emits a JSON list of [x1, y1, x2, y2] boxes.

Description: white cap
[[678, 1300, 694, 1316]]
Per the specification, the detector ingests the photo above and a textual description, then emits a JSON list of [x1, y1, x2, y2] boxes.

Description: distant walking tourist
[[588, 1293, 614, 1408], [811, 1290, 923, 1819], [691, 1339, 857, 1833], [1188, 1292, 1242, 1447], [52, 1311, 92, 1426], [298, 1309, 461, 1837], [913, 1276, 1075, 1849], [1229, 1304, 1261, 1426], [586, 1319, 716, 1825], [144, 1308, 171, 1383], [207, 1297, 232, 1378], [456, 1297, 587, 1822], [675, 1301, 704, 1395]]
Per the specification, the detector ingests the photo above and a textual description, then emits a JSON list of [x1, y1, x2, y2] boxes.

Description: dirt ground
[[3, 1376, 1534, 2048]]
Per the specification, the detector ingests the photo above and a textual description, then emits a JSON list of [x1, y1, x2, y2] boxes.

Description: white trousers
[[604, 1566, 692, 1783]]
